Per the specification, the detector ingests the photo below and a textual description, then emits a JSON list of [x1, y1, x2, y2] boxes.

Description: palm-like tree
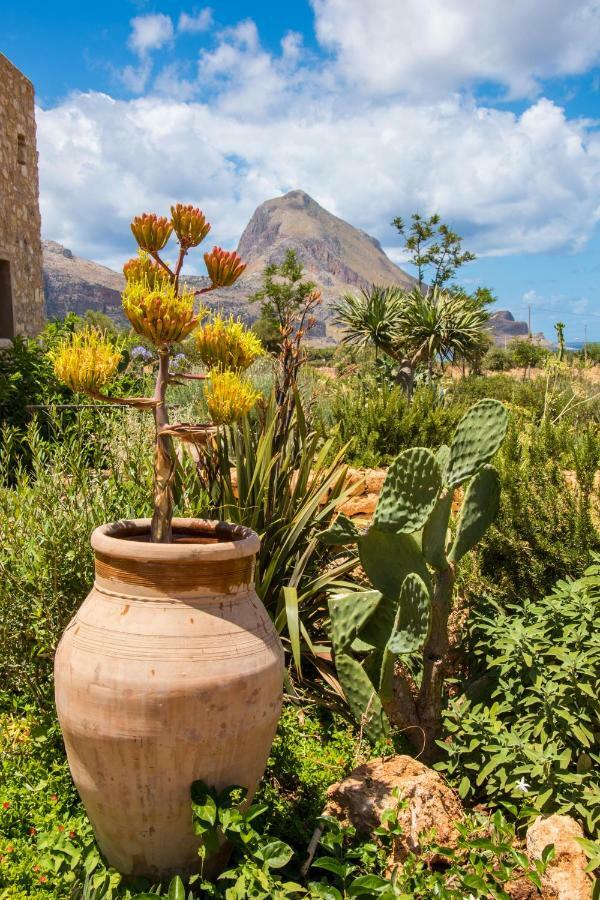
[[398, 287, 490, 372], [333, 285, 490, 394]]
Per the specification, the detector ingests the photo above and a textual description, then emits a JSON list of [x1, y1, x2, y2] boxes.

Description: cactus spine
[[319, 399, 508, 759]]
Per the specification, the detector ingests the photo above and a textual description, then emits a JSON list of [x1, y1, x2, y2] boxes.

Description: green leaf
[[446, 399, 508, 487], [312, 856, 348, 877], [317, 513, 360, 546], [458, 776, 471, 799], [448, 464, 501, 563], [168, 876, 186, 900], [308, 884, 343, 900], [257, 840, 294, 869], [374, 447, 441, 534], [349, 874, 390, 895], [283, 586, 302, 677]]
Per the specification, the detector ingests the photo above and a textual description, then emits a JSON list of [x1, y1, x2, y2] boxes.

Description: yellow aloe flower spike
[[195, 315, 264, 372], [122, 278, 200, 346], [204, 370, 261, 425], [50, 328, 121, 394]]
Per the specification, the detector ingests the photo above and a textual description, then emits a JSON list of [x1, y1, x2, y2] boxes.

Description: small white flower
[[515, 777, 530, 793]]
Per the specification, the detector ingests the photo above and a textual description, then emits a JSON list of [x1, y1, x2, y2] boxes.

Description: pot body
[[54, 519, 284, 880]]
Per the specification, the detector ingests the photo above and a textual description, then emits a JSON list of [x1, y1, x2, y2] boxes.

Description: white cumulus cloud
[[128, 13, 174, 56], [35, 5, 600, 271], [178, 9, 213, 34], [312, 0, 600, 98]]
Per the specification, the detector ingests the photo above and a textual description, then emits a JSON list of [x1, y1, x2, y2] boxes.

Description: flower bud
[[204, 247, 246, 288], [130, 213, 173, 252], [170, 204, 211, 249]]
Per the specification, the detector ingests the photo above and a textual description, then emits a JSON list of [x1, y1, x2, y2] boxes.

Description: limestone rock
[[526, 814, 593, 899], [325, 755, 463, 863], [337, 493, 379, 519]]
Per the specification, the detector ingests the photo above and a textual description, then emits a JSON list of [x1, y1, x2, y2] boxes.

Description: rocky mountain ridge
[[42, 191, 534, 344]]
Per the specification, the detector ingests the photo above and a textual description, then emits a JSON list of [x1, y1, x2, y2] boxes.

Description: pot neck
[[90, 519, 260, 600]]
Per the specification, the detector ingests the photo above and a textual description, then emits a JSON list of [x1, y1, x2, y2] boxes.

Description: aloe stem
[[150, 347, 174, 542]]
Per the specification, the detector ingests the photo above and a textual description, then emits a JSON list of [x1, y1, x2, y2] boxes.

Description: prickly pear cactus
[[318, 399, 508, 744], [374, 447, 441, 533]]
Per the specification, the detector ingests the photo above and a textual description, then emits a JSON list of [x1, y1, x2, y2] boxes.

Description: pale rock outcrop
[[325, 755, 463, 866], [526, 814, 593, 900]]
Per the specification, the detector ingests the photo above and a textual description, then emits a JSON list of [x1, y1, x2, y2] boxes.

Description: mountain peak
[[237, 190, 414, 294]]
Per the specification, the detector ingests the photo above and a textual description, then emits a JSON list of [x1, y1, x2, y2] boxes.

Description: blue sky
[[3, 0, 600, 340]]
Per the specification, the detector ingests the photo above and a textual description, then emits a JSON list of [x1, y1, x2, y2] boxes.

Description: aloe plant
[[318, 399, 508, 760], [49, 204, 255, 542]]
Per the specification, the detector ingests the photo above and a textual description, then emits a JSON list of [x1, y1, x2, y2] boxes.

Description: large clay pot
[[54, 518, 284, 880]]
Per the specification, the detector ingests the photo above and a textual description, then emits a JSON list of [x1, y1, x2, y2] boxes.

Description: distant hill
[[42, 191, 535, 344], [43, 240, 124, 322]]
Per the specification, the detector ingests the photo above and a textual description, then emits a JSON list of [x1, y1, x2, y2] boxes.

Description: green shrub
[[461, 416, 600, 604], [482, 346, 515, 371], [438, 559, 600, 836], [0, 410, 209, 706], [318, 379, 468, 467]]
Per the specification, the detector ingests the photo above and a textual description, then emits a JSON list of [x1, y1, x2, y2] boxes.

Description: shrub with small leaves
[[437, 558, 600, 836]]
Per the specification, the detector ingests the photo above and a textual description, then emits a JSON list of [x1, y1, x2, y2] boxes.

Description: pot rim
[[91, 518, 260, 563]]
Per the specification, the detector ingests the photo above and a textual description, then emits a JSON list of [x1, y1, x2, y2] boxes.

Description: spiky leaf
[[374, 448, 441, 534], [335, 652, 389, 743], [317, 513, 360, 546], [422, 490, 453, 570], [446, 400, 508, 487], [387, 573, 431, 654], [358, 527, 431, 602], [448, 464, 501, 563], [328, 590, 382, 653]]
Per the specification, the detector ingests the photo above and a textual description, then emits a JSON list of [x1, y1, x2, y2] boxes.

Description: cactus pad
[[422, 489, 453, 570], [446, 399, 508, 487], [374, 447, 441, 534], [317, 513, 360, 546], [328, 590, 381, 653], [387, 573, 432, 654], [335, 651, 389, 743], [358, 526, 431, 601], [448, 464, 501, 563]]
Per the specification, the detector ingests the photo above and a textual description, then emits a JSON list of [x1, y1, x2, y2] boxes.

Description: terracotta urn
[[54, 518, 284, 880]]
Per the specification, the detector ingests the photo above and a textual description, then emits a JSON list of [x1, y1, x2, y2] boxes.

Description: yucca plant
[[197, 394, 358, 691], [49, 203, 258, 542], [334, 285, 490, 395]]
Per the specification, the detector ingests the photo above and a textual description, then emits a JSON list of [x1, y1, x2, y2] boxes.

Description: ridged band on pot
[[55, 518, 284, 880]]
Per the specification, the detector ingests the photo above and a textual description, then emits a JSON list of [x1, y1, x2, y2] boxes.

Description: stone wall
[[0, 53, 44, 343]]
